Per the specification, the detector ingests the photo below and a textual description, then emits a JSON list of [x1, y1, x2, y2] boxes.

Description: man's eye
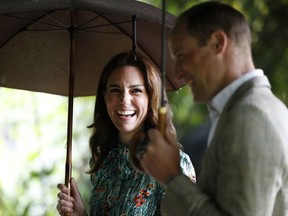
[[177, 54, 185, 60]]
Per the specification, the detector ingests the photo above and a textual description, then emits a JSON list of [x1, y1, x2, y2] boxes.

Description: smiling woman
[[105, 65, 149, 143], [56, 51, 196, 215]]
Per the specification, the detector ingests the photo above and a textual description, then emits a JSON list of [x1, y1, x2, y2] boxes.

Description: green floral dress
[[89, 142, 195, 215]]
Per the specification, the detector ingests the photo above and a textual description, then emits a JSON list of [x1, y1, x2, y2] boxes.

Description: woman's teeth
[[117, 110, 136, 117]]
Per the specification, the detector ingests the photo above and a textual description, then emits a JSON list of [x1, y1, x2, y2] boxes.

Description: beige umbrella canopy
[[0, 0, 183, 192], [0, 0, 184, 96]]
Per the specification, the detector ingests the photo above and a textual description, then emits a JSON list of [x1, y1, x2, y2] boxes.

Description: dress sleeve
[[179, 150, 196, 183]]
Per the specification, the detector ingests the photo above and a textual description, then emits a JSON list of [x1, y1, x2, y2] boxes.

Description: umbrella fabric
[[0, 0, 185, 97]]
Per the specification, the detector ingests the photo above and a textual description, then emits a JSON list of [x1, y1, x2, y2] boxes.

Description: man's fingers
[[148, 128, 179, 149], [148, 128, 162, 139], [165, 128, 180, 149], [148, 128, 166, 146]]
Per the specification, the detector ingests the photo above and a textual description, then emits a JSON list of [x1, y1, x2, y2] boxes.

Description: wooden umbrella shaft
[[64, 9, 76, 216], [158, 0, 167, 136]]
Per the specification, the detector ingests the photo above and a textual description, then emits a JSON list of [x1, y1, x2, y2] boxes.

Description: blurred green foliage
[[0, 89, 93, 215]]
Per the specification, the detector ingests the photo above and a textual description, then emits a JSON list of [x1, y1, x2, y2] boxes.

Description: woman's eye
[[110, 88, 121, 93], [132, 88, 143, 94]]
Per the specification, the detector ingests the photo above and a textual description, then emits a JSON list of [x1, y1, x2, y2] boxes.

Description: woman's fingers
[[56, 182, 75, 215], [58, 197, 74, 212], [57, 183, 70, 194]]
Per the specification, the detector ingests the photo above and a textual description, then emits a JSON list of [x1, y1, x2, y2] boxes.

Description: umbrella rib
[[71, 13, 132, 34], [3, 14, 67, 30], [78, 30, 123, 34], [25, 29, 68, 32], [41, 11, 69, 28], [77, 15, 101, 28], [78, 20, 131, 31]]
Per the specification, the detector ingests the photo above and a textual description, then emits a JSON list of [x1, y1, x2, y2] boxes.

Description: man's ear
[[210, 30, 227, 53]]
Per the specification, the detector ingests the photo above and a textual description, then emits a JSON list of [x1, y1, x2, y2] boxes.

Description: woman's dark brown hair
[[87, 51, 176, 174]]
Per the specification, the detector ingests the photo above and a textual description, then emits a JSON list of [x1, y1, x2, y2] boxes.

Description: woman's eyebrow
[[129, 84, 145, 88], [107, 84, 120, 88], [107, 84, 145, 88]]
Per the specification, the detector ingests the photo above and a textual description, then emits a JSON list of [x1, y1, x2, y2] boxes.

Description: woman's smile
[[116, 109, 137, 119]]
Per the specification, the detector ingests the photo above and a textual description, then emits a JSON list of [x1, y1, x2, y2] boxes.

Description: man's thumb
[[165, 128, 181, 149]]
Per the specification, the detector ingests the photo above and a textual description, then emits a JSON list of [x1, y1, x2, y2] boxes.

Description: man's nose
[[174, 63, 185, 81]]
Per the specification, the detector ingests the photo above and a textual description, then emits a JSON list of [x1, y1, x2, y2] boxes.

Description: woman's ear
[[210, 30, 227, 53]]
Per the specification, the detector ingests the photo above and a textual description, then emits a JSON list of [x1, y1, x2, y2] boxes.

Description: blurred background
[[1, 0, 288, 215]]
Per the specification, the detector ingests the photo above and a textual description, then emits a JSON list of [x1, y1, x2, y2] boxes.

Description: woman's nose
[[121, 91, 132, 104]]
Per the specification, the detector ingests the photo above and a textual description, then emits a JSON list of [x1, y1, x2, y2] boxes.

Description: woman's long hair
[[87, 51, 176, 174]]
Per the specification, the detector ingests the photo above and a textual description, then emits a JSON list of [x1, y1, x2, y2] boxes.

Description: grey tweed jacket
[[161, 76, 288, 216]]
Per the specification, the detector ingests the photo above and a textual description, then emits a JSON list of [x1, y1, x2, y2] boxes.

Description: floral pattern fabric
[[89, 142, 195, 215]]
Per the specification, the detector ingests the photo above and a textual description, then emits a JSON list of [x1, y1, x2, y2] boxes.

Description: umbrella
[[0, 0, 184, 96], [0, 0, 184, 192]]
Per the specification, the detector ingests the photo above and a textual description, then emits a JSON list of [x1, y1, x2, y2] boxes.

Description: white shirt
[[207, 69, 264, 146]]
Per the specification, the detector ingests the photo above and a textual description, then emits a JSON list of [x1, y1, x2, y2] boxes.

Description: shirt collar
[[207, 69, 264, 121]]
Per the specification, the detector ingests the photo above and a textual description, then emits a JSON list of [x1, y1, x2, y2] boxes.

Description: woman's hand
[[56, 177, 88, 216]]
